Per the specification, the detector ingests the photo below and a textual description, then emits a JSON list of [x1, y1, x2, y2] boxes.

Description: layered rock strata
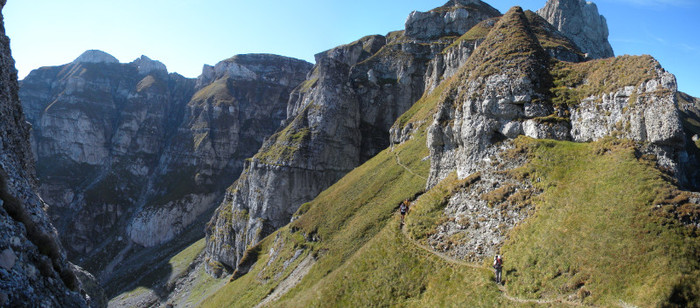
[[20, 51, 311, 281]]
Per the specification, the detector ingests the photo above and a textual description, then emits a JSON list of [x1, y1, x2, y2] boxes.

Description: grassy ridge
[[279, 219, 510, 307], [502, 138, 700, 306], [549, 55, 659, 106]]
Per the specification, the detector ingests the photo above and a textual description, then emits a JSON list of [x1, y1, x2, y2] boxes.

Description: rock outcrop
[[20, 50, 311, 284], [408, 7, 691, 264], [537, 0, 614, 59], [0, 1, 89, 306], [404, 0, 500, 40], [426, 6, 554, 186], [204, 0, 503, 277], [427, 6, 683, 188]]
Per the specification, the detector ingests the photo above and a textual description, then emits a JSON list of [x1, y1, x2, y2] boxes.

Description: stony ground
[[427, 141, 540, 262]]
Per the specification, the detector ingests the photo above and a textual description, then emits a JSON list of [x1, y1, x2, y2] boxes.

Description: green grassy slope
[[191, 6, 700, 307], [199, 75, 443, 306], [200, 135, 699, 307], [201, 121, 432, 307], [502, 138, 700, 307], [197, 86, 700, 307]]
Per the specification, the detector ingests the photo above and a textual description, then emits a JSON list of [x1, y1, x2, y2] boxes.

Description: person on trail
[[399, 199, 409, 224], [493, 254, 503, 284]]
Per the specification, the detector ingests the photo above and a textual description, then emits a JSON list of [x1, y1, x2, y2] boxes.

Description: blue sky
[[4, 0, 699, 97]]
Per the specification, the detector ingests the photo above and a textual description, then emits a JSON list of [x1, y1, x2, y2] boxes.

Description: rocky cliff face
[[204, 0, 505, 277], [20, 50, 311, 283], [0, 1, 88, 306], [414, 6, 690, 262], [427, 6, 684, 188], [537, 0, 614, 59], [21, 52, 196, 276]]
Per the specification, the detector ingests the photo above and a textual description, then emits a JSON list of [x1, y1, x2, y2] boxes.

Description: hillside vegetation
[[196, 58, 700, 306], [502, 138, 700, 306], [199, 136, 699, 307], [175, 4, 700, 308]]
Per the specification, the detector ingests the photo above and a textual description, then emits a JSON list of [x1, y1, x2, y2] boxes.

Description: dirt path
[[401, 224, 482, 269], [393, 150, 427, 181], [400, 221, 592, 307]]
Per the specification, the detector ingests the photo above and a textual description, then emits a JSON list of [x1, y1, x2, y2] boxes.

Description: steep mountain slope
[[204, 0, 596, 279], [0, 1, 90, 306], [204, 0, 504, 278], [20, 51, 311, 289], [197, 4, 700, 308]]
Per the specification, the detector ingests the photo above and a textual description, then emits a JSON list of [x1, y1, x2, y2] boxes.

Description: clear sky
[[4, 0, 699, 97]]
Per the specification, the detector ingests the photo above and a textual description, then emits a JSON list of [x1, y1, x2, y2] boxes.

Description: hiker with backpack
[[493, 254, 503, 284], [399, 199, 409, 224]]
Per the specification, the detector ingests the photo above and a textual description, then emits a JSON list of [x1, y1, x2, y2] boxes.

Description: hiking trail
[[392, 145, 590, 306], [400, 211, 592, 307], [392, 149, 427, 181]]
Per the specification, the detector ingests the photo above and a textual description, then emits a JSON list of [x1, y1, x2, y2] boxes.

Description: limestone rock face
[[204, 0, 501, 277], [426, 7, 685, 190], [0, 1, 88, 306], [20, 51, 311, 285], [130, 55, 167, 75], [677, 92, 700, 189], [405, 0, 500, 40], [537, 0, 614, 59], [396, 6, 691, 265], [570, 73, 682, 145], [21, 54, 195, 267]]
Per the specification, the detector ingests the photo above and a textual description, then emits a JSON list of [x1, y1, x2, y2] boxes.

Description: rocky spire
[[537, 0, 614, 59]]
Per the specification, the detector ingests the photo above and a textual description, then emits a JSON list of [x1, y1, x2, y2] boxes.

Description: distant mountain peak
[[445, 0, 479, 6], [130, 55, 168, 75], [73, 49, 119, 64], [404, 0, 500, 40]]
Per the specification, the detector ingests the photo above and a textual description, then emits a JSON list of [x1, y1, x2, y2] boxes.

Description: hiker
[[399, 199, 409, 224], [493, 254, 503, 284], [80, 289, 91, 306]]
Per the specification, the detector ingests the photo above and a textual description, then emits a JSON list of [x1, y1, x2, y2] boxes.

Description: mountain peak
[[404, 0, 500, 40], [73, 49, 119, 64], [461, 6, 549, 83], [537, 0, 614, 59], [130, 55, 168, 75]]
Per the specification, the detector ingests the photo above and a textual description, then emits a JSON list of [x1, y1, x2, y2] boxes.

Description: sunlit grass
[[502, 137, 700, 306]]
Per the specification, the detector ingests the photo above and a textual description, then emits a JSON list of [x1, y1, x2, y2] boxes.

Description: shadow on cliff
[[102, 208, 216, 305]]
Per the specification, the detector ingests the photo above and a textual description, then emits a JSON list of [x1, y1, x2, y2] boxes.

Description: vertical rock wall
[[537, 0, 614, 59], [0, 0, 88, 305]]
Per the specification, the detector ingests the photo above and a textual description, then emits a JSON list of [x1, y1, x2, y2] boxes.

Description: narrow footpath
[[393, 150, 427, 181], [400, 207, 591, 307]]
